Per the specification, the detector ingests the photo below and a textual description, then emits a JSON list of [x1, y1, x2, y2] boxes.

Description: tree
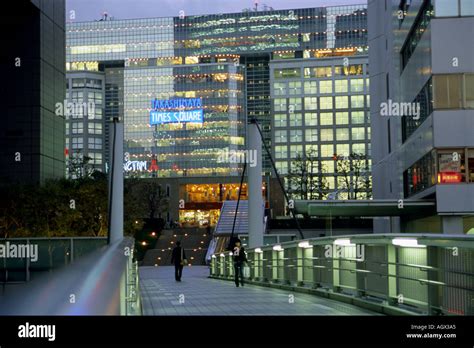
[[335, 153, 372, 200], [286, 149, 329, 200], [67, 150, 95, 179]]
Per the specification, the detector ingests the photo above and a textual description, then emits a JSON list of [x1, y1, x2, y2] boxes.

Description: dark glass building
[[0, 0, 66, 183]]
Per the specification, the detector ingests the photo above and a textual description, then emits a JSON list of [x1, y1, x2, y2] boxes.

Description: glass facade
[[66, 5, 368, 223], [66, 5, 368, 177], [65, 72, 105, 178], [1, 0, 65, 183], [270, 58, 371, 199]]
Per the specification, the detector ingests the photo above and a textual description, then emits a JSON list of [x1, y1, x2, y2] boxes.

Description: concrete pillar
[[108, 119, 124, 244], [442, 216, 464, 235], [248, 122, 264, 248]]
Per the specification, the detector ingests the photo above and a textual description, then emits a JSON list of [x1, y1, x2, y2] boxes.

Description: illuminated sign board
[[438, 172, 462, 184], [123, 152, 147, 172], [150, 98, 203, 125]]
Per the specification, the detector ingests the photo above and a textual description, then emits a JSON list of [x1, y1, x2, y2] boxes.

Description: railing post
[[272, 250, 278, 282], [296, 246, 303, 286], [332, 244, 341, 292], [427, 246, 441, 315], [387, 244, 397, 305]]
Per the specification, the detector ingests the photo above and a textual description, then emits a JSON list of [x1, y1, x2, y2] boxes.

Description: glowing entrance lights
[[392, 238, 426, 248]]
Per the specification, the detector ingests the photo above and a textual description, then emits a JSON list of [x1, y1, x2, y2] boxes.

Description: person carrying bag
[[171, 241, 187, 281]]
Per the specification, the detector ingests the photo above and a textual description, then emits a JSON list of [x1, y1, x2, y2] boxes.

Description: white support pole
[[248, 121, 264, 248], [108, 118, 124, 244]]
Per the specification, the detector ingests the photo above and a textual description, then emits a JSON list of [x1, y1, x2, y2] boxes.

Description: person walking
[[233, 240, 247, 287], [171, 241, 187, 281]]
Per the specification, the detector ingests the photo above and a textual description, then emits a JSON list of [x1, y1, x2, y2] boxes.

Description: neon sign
[[123, 152, 147, 172], [438, 172, 462, 184], [150, 98, 204, 125]]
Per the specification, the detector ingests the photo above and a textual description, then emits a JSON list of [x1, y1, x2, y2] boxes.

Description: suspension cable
[[250, 118, 304, 239]]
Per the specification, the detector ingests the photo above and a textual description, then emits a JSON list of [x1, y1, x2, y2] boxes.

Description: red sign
[[438, 172, 462, 184], [149, 159, 159, 172]]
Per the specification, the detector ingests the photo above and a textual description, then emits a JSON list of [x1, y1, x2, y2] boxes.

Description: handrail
[[0, 237, 141, 315], [210, 233, 474, 315]]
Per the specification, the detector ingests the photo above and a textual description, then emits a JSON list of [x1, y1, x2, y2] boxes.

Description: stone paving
[[139, 266, 380, 316]]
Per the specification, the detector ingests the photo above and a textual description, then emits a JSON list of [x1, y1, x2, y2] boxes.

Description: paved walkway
[[139, 266, 380, 316]]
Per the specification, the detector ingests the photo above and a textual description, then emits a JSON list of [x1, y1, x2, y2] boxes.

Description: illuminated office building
[[66, 5, 368, 225], [369, 0, 474, 233]]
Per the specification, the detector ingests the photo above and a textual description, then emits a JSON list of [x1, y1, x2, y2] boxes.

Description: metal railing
[[0, 237, 141, 315], [210, 234, 474, 315], [1, 237, 108, 283]]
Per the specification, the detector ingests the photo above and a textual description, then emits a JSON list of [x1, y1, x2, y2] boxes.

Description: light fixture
[[255, 248, 263, 253], [392, 238, 426, 248], [334, 238, 355, 246], [273, 245, 283, 251], [298, 241, 312, 248], [211, 255, 216, 259]]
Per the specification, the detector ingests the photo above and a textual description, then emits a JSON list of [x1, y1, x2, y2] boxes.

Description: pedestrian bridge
[[0, 234, 473, 316], [139, 266, 377, 315]]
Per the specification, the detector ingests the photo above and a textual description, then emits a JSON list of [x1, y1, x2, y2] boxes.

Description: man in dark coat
[[233, 240, 247, 287], [171, 241, 186, 281]]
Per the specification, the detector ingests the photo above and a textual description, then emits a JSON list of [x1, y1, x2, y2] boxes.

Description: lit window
[[290, 145, 303, 158], [304, 81, 317, 94], [321, 144, 334, 157], [305, 128, 318, 142], [273, 82, 287, 96], [335, 112, 349, 125], [350, 79, 364, 92], [276, 161, 288, 174], [320, 97, 333, 110], [288, 98, 302, 111], [275, 130, 287, 143], [335, 80, 348, 93], [71, 137, 83, 149], [275, 146, 288, 159], [289, 114, 303, 127], [88, 137, 102, 150], [351, 111, 365, 124], [351, 95, 365, 108], [352, 127, 365, 140], [304, 113, 318, 126], [336, 128, 349, 141], [288, 81, 302, 95], [304, 97, 318, 110], [321, 129, 333, 141], [320, 80, 333, 94], [289, 130, 303, 142], [274, 98, 287, 112], [274, 114, 287, 127], [320, 113, 333, 125], [335, 96, 349, 109], [88, 123, 103, 135], [71, 122, 83, 134], [336, 144, 350, 157]]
